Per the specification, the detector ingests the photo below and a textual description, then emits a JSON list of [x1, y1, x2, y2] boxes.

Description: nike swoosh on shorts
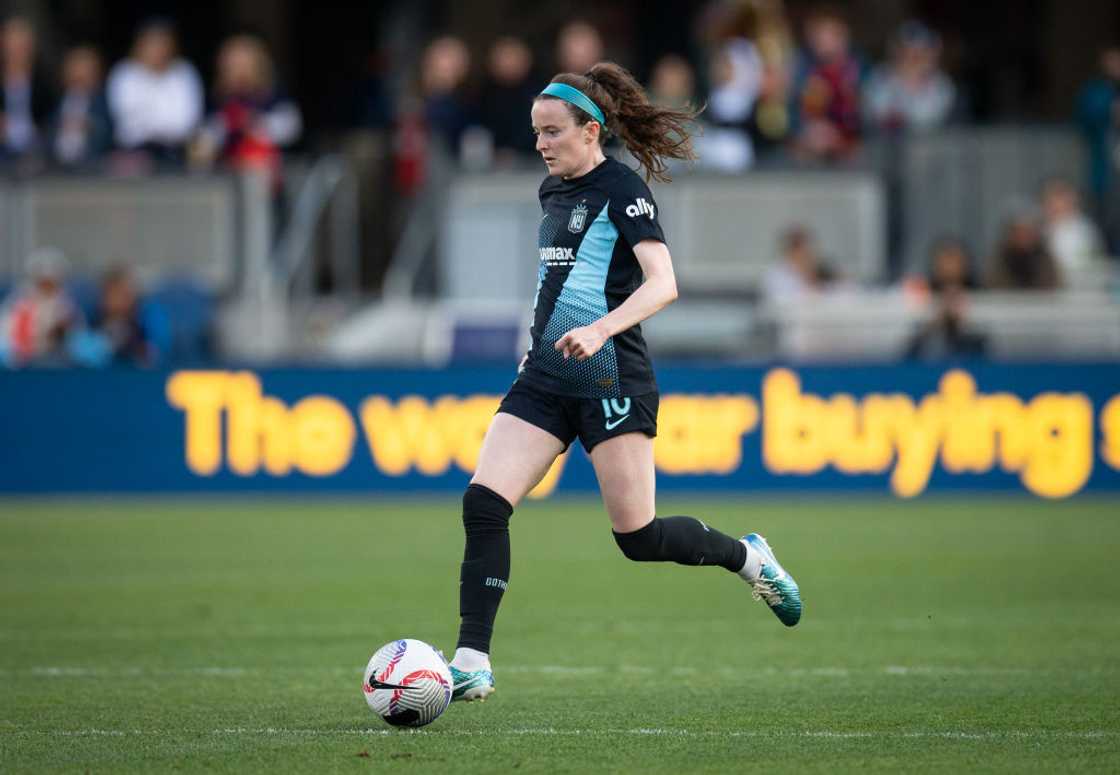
[[605, 415, 630, 430]]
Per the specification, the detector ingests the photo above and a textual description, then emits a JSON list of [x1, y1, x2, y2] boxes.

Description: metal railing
[[272, 155, 360, 299]]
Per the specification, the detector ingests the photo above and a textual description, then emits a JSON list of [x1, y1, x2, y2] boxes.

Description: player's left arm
[[555, 239, 677, 361]]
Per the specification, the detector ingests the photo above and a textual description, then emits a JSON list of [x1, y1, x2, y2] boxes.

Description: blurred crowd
[[0, 249, 173, 368], [2, 4, 1116, 190], [0, 15, 301, 178], [402, 7, 960, 173], [381, 2, 1115, 363], [0, 14, 292, 367], [763, 173, 1110, 359], [2, 3, 1119, 367], [767, 177, 1107, 296], [399, 6, 1117, 265]]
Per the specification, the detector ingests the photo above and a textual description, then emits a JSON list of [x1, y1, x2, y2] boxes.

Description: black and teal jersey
[[519, 157, 665, 399]]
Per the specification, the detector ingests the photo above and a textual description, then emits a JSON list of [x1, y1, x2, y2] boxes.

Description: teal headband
[[539, 82, 606, 126]]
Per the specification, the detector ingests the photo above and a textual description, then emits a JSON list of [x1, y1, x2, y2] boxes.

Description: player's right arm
[[554, 239, 677, 361]]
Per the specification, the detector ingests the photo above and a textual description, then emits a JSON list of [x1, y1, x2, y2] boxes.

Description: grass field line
[[4, 664, 1111, 679], [0, 617, 1053, 641], [5, 728, 1116, 741]]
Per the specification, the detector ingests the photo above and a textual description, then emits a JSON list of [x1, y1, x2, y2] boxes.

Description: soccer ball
[[362, 639, 453, 727]]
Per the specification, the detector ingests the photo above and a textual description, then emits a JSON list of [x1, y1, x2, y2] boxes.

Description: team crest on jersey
[[568, 202, 588, 233]]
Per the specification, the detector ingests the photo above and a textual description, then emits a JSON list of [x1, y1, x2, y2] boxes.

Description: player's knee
[[462, 483, 513, 536], [612, 518, 662, 562]]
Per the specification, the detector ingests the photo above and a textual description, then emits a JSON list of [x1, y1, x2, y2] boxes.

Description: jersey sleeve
[[607, 171, 665, 247]]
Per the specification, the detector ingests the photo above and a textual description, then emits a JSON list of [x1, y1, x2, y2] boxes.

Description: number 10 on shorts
[[601, 397, 632, 431]]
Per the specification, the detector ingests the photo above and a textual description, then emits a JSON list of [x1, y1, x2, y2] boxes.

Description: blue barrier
[[1, 363, 1118, 497]]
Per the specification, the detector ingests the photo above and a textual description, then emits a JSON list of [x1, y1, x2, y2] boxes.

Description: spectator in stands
[[106, 18, 203, 166], [750, 4, 796, 153], [905, 235, 986, 360], [1076, 45, 1120, 248], [555, 21, 604, 75], [0, 248, 82, 366], [789, 6, 863, 161], [71, 267, 169, 367], [49, 45, 113, 169], [1040, 178, 1109, 290], [986, 208, 1061, 290], [762, 225, 836, 300], [704, 31, 763, 172], [927, 236, 978, 293], [477, 36, 540, 164], [646, 54, 703, 175], [420, 36, 474, 160], [189, 35, 302, 186], [904, 285, 988, 360], [698, 0, 796, 156], [0, 15, 54, 163], [650, 54, 696, 111], [863, 20, 955, 135]]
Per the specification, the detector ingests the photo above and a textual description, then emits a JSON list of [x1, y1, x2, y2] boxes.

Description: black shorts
[[497, 379, 658, 453]]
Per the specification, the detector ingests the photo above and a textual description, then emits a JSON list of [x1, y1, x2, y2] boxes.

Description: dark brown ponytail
[[541, 61, 699, 183]]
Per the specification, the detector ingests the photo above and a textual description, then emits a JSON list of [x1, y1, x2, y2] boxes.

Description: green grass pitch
[[1, 496, 1118, 773]]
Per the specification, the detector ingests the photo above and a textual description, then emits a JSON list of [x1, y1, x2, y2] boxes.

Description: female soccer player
[[449, 62, 801, 702]]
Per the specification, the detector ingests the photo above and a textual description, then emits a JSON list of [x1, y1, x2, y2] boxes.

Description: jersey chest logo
[[568, 202, 588, 233]]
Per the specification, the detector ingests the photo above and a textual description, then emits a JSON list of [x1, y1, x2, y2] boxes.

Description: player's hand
[[555, 323, 608, 361]]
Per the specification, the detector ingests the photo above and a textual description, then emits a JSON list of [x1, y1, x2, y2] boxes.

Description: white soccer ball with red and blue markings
[[363, 639, 452, 727]]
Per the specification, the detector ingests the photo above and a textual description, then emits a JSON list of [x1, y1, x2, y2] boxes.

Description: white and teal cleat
[[741, 533, 802, 627], [449, 665, 495, 702]]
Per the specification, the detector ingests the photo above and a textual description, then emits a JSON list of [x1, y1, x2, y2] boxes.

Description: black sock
[[456, 483, 513, 654], [613, 516, 746, 572]]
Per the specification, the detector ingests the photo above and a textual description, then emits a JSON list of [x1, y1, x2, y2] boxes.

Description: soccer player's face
[[531, 98, 596, 178]]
